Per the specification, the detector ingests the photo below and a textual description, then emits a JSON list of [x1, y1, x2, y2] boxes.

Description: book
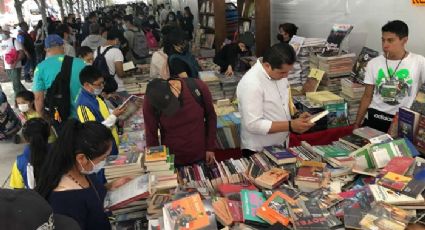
[[326, 24, 354, 48], [369, 141, 405, 168], [398, 107, 420, 143], [289, 35, 305, 55], [325, 102, 349, 128], [415, 115, 425, 152], [241, 190, 267, 226], [145, 145, 168, 162], [256, 191, 295, 226], [351, 47, 380, 83], [378, 172, 412, 191], [401, 179, 425, 198], [123, 61, 136, 72], [212, 198, 233, 226], [294, 166, 325, 192], [254, 168, 289, 190], [303, 68, 326, 93], [309, 110, 329, 124], [339, 134, 370, 149], [262, 145, 297, 165], [162, 193, 216, 230], [226, 200, 244, 223], [353, 126, 385, 140], [104, 174, 150, 210], [411, 83, 425, 115], [380, 156, 414, 175], [369, 184, 425, 205]]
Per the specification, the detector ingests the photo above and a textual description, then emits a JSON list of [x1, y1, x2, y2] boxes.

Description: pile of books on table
[[143, 145, 178, 191], [216, 112, 241, 149], [199, 71, 225, 101]]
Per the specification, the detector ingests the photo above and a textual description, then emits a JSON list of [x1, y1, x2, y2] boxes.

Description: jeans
[[5, 68, 27, 97], [23, 56, 35, 79]]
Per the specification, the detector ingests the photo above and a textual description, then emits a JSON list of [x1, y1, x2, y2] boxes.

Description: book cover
[[324, 102, 349, 128], [293, 216, 329, 230], [415, 115, 425, 151], [145, 145, 167, 162], [378, 172, 412, 191], [256, 191, 294, 226], [369, 142, 401, 168], [369, 184, 425, 205], [351, 47, 380, 83], [326, 24, 354, 48], [339, 134, 370, 149], [353, 126, 385, 140], [411, 83, 425, 115], [105, 152, 141, 168], [380, 156, 414, 175], [401, 179, 425, 198], [226, 200, 244, 223], [104, 174, 150, 210], [163, 193, 214, 230], [241, 190, 267, 225], [212, 198, 233, 226], [262, 145, 297, 165], [255, 168, 289, 190], [398, 107, 420, 143]]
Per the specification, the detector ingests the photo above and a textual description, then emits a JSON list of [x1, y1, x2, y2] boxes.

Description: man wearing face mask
[[237, 43, 314, 157], [76, 66, 126, 156], [164, 28, 201, 79], [123, 15, 149, 64]]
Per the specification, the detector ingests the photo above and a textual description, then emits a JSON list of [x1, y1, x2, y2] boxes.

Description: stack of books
[[216, 112, 241, 149], [123, 74, 151, 95], [143, 145, 175, 178], [306, 91, 345, 106], [340, 78, 365, 124], [199, 71, 224, 101], [219, 74, 241, 99], [104, 151, 143, 181]]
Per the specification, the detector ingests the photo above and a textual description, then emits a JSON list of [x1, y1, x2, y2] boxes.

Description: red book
[[217, 183, 257, 197], [381, 156, 414, 176], [226, 200, 244, 222]]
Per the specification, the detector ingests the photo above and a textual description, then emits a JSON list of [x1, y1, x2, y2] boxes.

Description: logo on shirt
[[375, 67, 412, 105]]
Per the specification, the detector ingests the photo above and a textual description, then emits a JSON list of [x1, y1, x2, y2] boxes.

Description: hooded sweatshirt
[[81, 35, 107, 51]]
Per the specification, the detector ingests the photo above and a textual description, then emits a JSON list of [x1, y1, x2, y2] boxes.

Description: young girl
[[0, 90, 21, 143], [9, 118, 50, 189]]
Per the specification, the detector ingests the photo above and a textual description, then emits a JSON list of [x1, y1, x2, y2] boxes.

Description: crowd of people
[[0, 1, 423, 229]]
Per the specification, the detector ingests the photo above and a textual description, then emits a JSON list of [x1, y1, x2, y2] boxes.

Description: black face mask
[[277, 34, 284, 43]]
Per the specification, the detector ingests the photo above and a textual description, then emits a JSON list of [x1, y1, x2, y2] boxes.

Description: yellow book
[[145, 145, 168, 162]]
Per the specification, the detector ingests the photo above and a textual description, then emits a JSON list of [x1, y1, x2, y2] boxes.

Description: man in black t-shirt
[[17, 22, 35, 82]]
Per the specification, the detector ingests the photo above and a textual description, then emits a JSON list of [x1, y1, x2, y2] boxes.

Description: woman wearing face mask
[[75, 66, 126, 157], [142, 15, 160, 42], [277, 23, 298, 43], [35, 119, 132, 230], [164, 11, 180, 28], [164, 28, 201, 78]]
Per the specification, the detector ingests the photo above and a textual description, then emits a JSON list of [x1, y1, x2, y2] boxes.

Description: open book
[[104, 174, 150, 210]]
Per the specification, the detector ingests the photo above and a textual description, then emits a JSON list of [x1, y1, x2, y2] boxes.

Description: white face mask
[[91, 85, 103, 96], [80, 159, 106, 175], [18, 103, 29, 113]]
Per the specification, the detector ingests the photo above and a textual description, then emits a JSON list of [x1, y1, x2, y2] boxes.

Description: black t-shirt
[[169, 57, 192, 78]]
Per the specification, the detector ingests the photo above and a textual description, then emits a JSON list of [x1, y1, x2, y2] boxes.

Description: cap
[[0, 189, 81, 230], [146, 78, 180, 117], [44, 34, 64, 48]]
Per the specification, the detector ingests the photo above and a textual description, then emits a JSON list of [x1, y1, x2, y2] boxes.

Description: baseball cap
[[0, 189, 81, 230], [146, 78, 181, 117], [44, 34, 64, 48]]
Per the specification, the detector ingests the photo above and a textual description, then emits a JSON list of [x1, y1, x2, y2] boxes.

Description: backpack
[[93, 46, 118, 93], [153, 78, 204, 118], [5, 39, 19, 65], [44, 56, 73, 128], [168, 53, 201, 79], [130, 29, 149, 59], [144, 29, 158, 49]]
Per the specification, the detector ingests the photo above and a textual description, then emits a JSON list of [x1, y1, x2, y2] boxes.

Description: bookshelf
[[237, 0, 270, 57], [198, 0, 226, 52]]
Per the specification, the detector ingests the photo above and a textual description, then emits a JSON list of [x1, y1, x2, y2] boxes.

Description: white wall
[[271, 0, 425, 56]]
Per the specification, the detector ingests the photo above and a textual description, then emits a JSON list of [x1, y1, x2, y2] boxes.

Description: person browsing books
[[143, 77, 217, 167], [236, 43, 314, 157], [354, 20, 425, 132], [76, 66, 127, 156], [277, 23, 298, 43], [35, 119, 133, 230]]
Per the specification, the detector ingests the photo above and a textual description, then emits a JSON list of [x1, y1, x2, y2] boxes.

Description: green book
[[370, 141, 403, 168], [325, 102, 349, 128], [241, 189, 267, 225]]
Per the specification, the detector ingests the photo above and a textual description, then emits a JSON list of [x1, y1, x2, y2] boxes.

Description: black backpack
[[93, 46, 118, 92], [44, 55, 73, 127]]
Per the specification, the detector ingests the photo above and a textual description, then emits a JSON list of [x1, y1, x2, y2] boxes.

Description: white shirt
[[150, 49, 168, 79], [94, 45, 125, 92], [1, 37, 23, 69], [236, 59, 291, 151], [364, 52, 425, 115]]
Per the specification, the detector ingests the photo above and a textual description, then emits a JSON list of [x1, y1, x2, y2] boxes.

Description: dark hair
[[184, 7, 193, 17], [123, 15, 133, 23], [382, 20, 409, 39], [36, 20, 43, 30], [77, 46, 93, 59], [88, 12, 97, 19], [163, 27, 186, 55], [106, 29, 121, 40], [263, 43, 296, 69], [36, 119, 113, 198], [79, 65, 103, 85], [15, 90, 35, 109], [89, 23, 100, 34], [22, 118, 50, 184], [165, 12, 177, 24], [279, 23, 298, 38], [55, 23, 70, 39]]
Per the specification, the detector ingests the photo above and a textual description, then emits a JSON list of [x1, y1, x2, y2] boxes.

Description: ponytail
[[36, 119, 113, 198]]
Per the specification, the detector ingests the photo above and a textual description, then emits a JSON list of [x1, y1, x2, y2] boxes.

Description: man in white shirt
[[0, 24, 27, 97], [354, 20, 425, 132], [237, 43, 314, 157], [94, 29, 127, 96]]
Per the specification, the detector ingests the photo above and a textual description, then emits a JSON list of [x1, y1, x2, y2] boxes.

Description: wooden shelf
[[199, 12, 215, 16], [198, 0, 226, 52]]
